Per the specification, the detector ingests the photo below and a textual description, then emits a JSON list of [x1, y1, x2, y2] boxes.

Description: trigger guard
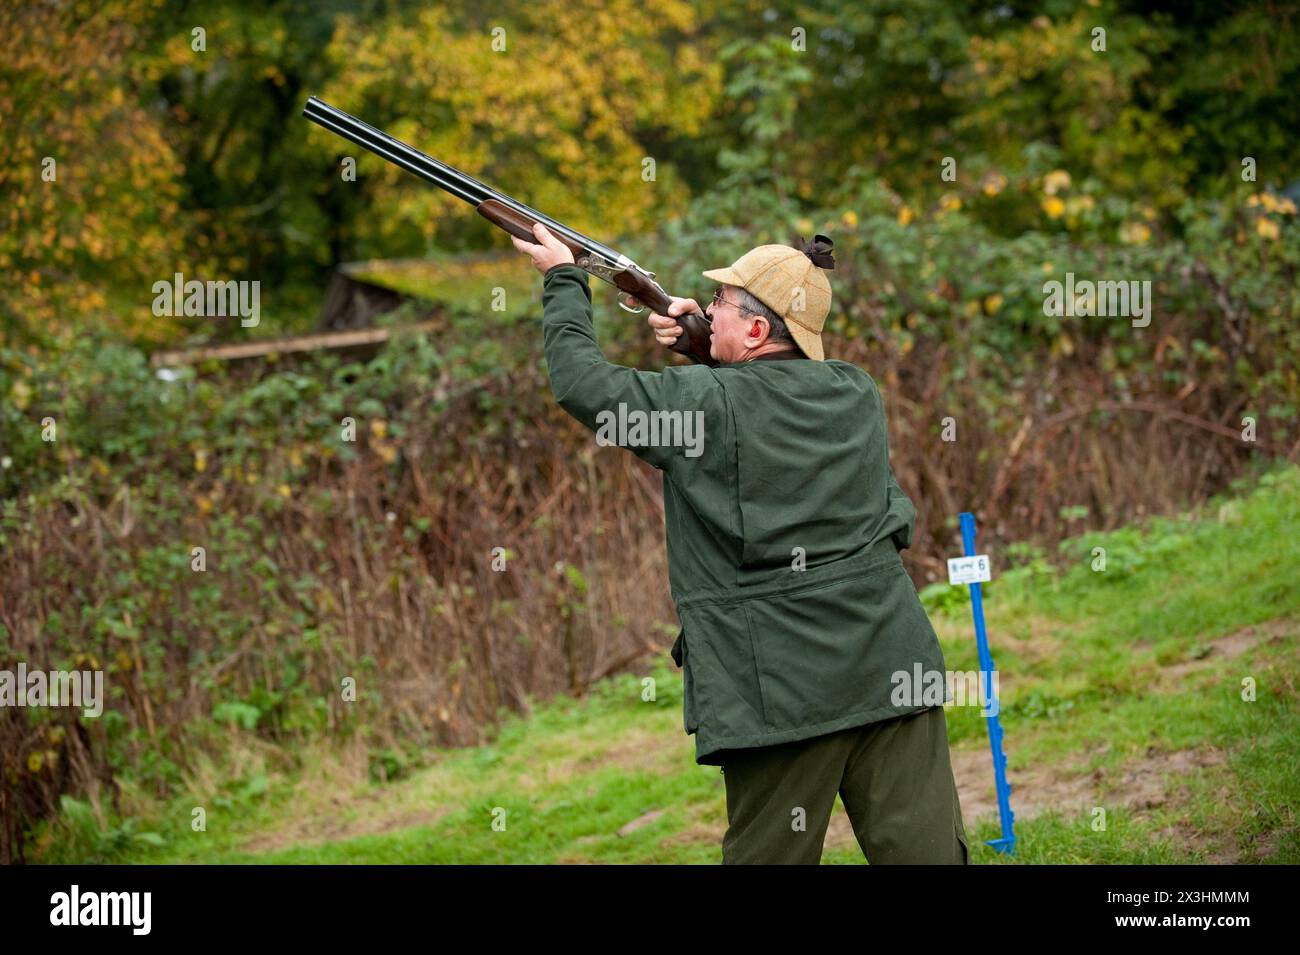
[[617, 295, 645, 313]]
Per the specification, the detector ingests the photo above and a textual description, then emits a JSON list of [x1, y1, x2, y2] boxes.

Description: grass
[[40, 464, 1300, 864]]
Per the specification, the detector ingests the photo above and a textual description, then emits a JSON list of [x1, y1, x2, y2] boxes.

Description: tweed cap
[[702, 234, 835, 360]]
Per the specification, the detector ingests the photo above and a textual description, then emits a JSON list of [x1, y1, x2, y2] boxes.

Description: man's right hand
[[638, 296, 703, 348]]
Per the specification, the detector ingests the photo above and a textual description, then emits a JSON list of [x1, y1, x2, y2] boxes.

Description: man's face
[[705, 284, 761, 363]]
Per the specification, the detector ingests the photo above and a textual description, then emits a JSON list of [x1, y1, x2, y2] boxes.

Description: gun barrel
[[302, 97, 621, 263], [303, 96, 483, 203]]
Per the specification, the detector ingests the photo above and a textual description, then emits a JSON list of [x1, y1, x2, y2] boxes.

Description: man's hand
[[511, 221, 575, 274], [632, 296, 704, 348]]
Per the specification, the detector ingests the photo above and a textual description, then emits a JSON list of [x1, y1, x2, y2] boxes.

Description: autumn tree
[[0, 0, 183, 346]]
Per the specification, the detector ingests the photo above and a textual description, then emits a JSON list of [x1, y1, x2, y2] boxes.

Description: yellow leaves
[[1043, 169, 1072, 195], [1249, 191, 1290, 240], [1065, 195, 1095, 216], [196, 495, 213, 516], [796, 217, 815, 235], [276, 483, 292, 499], [1119, 221, 1151, 244], [984, 293, 1004, 315], [10, 379, 31, 410], [193, 448, 208, 473], [369, 418, 398, 463], [323, 0, 718, 245], [981, 172, 1007, 197], [3, 0, 183, 340], [841, 210, 859, 228], [27, 752, 43, 774], [897, 205, 914, 226], [1042, 196, 1066, 218], [939, 193, 962, 213]]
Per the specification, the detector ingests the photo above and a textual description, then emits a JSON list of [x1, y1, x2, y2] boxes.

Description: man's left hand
[[511, 221, 575, 274]]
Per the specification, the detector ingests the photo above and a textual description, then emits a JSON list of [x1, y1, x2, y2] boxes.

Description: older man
[[513, 222, 968, 865]]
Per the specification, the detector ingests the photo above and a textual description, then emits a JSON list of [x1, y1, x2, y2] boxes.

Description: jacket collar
[[724, 348, 806, 365]]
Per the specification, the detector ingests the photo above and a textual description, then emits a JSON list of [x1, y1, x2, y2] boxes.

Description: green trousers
[[719, 705, 970, 864]]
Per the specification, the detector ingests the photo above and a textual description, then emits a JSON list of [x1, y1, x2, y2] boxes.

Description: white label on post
[[947, 555, 991, 585]]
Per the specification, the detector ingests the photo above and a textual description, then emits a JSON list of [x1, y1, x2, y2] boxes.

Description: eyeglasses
[[709, 287, 758, 317]]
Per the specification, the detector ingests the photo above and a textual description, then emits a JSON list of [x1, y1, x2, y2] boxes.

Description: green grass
[[42, 465, 1300, 864]]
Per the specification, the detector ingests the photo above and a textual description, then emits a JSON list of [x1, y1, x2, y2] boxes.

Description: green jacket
[[541, 264, 948, 765]]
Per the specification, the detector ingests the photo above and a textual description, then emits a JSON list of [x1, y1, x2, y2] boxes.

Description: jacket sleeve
[[866, 372, 917, 552], [886, 465, 916, 551], [540, 263, 715, 473]]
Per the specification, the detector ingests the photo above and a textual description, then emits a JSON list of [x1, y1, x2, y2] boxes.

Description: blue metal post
[[959, 511, 1016, 855]]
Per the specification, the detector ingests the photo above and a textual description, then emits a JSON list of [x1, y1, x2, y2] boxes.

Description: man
[[513, 222, 969, 865]]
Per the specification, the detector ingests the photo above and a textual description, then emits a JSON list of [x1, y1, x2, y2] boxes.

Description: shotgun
[[302, 96, 716, 367]]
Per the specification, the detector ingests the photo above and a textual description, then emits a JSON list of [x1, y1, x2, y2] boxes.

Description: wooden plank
[[150, 321, 440, 367]]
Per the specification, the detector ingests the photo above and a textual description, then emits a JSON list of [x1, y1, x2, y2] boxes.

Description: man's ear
[[748, 320, 763, 338]]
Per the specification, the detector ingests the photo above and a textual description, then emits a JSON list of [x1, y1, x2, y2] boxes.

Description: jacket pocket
[[677, 606, 764, 738], [743, 563, 945, 731]]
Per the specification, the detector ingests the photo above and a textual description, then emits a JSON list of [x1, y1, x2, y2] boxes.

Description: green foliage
[[212, 701, 263, 731], [6, 0, 1300, 867], [43, 796, 166, 864], [368, 749, 412, 784], [1005, 687, 1076, 722], [919, 581, 970, 617]]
